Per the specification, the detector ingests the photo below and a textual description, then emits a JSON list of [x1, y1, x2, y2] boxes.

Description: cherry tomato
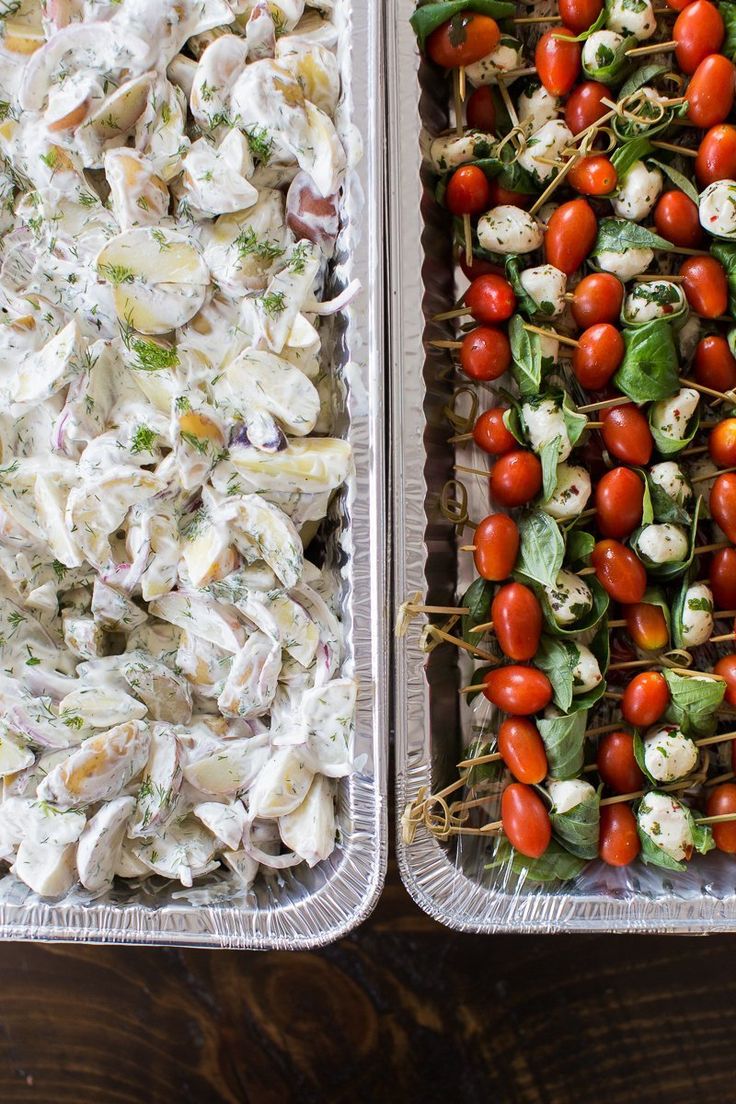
[[497, 717, 548, 784], [567, 154, 617, 196], [483, 666, 553, 715], [490, 449, 542, 507], [570, 272, 624, 328], [473, 407, 517, 455], [687, 54, 736, 128], [621, 671, 670, 727], [705, 783, 736, 852], [492, 582, 543, 661], [572, 324, 625, 390], [695, 334, 736, 392], [653, 191, 703, 249], [458, 251, 504, 282], [599, 804, 641, 866], [544, 197, 597, 276], [465, 273, 516, 324], [535, 27, 581, 97], [460, 326, 511, 381], [565, 80, 612, 134], [487, 178, 531, 208], [710, 418, 736, 467], [466, 85, 496, 132], [710, 547, 736, 609], [597, 731, 645, 794], [446, 165, 491, 216], [696, 124, 736, 187], [427, 13, 501, 68], [674, 0, 724, 74], [680, 255, 728, 319], [559, 0, 603, 33], [714, 654, 736, 706], [595, 467, 644, 539], [473, 514, 520, 581], [601, 404, 653, 466], [591, 539, 648, 604], [625, 602, 670, 652], [502, 782, 552, 859], [710, 472, 736, 542], [666, 0, 694, 11]]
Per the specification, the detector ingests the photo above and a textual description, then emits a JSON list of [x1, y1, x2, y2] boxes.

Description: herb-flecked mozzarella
[[547, 778, 596, 814], [582, 30, 625, 73], [649, 462, 692, 506], [428, 130, 496, 172], [623, 280, 685, 324], [635, 523, 689, 564], [477, 205, 544, 254], [518, 119, 574, 182], [543, 463, 592, 521], [607, 0, 657, 40], [465, 38, 523, 85], [519, 264, 567, 317], [650, 388, 700, 440], [594, 246, 654, 281], [679, 583, 714, 646], [637, 792, 694, 861], [572, 643, 603, 694], [699, 180, 736, 238], [518, 83, 561, 131], [643, 726, 698, 783], [612, 161, 663, 222], [521, 398, 572, 461], [543, 570, 594, 626]]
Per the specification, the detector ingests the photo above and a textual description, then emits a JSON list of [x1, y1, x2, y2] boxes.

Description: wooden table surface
[[0, 857, 734, 1104]]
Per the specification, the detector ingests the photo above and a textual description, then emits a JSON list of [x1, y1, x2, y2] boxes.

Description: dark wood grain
[[0, 860, 735, 1104]]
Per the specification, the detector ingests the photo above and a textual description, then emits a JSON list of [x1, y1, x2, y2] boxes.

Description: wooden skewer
[[651, 139, 697, 158], [449, 431, 474, 444], [433, 306, 470, 322], [691, 469, 736, 485], [635, 273, 686, 283], [460, 681, 488, 694], [454, 465, 489, 479], [522, 322, 580, 348], [428, 339, 463, 350], [457, 750, 502, 768], [470, 620, 494, 634], [513, 12, 562, 22], [577, 396, 631, 414], [680, 444, 710, 457], [428, 625, 498, 663], [693, 541, 730, 555], [625, 39, 676, 58], [405, 603, 471, 616], [682, 378, 736, 403]]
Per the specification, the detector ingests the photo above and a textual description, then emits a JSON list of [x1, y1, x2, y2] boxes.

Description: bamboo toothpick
[[625, 39, 676, 57], [522, 322, 580, 348]]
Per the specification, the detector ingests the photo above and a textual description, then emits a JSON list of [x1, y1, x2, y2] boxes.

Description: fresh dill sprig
[[245, 125, 273, 165], [234, 227, 285, 262], [130, 424, 158, 454], [99, 263, 135, 286], [259, 291, 286, 317]]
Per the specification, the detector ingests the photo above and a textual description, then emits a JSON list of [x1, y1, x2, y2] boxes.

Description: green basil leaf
[[410, 0, 516, 50], [664, 667, 726, 738], [633, 730, 661, 786], [540, 436, 562, 503], [551, 790, 601, 859], [612, 98, 687, 143], [502, 404, 526, 444], [505, 255, 539, 317], [649, 404, 701, 456], [535, 636, 578, 712], [516, 511, 565, 588], [488, 835, 588, 882], [498, 141, 539, 194], [638, 466, 654, 525], [537, 710, 588, 778], [463, 739, 505, 785], [594, 217, 675, 255], [638, 820, 688, 871], [614, 319, 680, 403], [581, 32, 630, 84], [645, 473, 692, 524], [540, 576, 609, 638], [619, 64, 669, 99], [686, 803, 716, 856], [465, 664, 495, 704], [559, 7, 607, 39], [632, 495, 703, 582], [508, 313, 544, 397], [649, 158, 699, 205], [565, 529, 595, 564], [611, 136, 654, 181], [720, 0, 736, 59], [561, 390, 588, 448], [711, 241, 736, 316], [460, 578, 494, 643]]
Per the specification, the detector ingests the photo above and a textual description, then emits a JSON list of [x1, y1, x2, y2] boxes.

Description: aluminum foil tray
[[0, 1, 387, 950], [389, 0, 736, 932]]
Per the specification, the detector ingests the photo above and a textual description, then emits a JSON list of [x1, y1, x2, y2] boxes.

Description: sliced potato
[[36, 720, 150, 810], [76, 795, 136, 892]]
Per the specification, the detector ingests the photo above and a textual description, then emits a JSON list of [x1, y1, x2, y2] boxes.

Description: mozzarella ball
[[643, 726, 699, 783], [477, 205, 544, 254], [651, 387, 700, 440], [520, 264, 567, 317], [521, 398, 572, 461], [543, 463, 592, 521], [637, 792, 694, 862], [594, 246, 654, 282], [679, 582, 714, 647], [466, 39, 523, 85], [582, 31, 625, 74], [539, 333, 560, 365], [518, 119, 574, 182], [543, 569, 593, 625], [612, 161, 663, 223], [607, 0, 657, 40], [622, 280, 685, 325], [700, 180, 736, 239], [518, 83, 560, 131], [635, 523, 689, 564], [572, 643, 603, 695], [649, 461, 692, 506], [547, 778, 596, 814], [428, 130, 495, 172]]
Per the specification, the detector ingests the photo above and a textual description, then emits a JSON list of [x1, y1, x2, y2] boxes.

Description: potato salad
[[0, 0, 359, 899]]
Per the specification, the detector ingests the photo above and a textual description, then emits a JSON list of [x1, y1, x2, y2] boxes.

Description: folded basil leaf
[[551, 789, 601, 859], [650, 158, 699, 205], [537, 710, 588, 779], [410, 0, 516, 50], [612, 98, 687, 142], [614, 319, 680, 402], [633, 730, 662, 786], [711, 241, 736, 315], [560, 7, 607, 39], [664, 666, 726, 738], [629, 497, 702, 581], [561, 390, 588, 448], [535, 636, 579, 712], [505, 254, 540, 317], [619, 64, 670, 99], [620, 280, 688, 329], [611, 135, 653, 182], [540, 576, 609, 638], [516, 510, 565, 588], [582, 33, 630, 84], [638, 819, 689, 871], [565, 528, 595, 564], [497, 144, 539, 195], [509, 313, 545, 397], [594, 217, 674, 255], [649, 404, 700, 456], [645, 472, 692, 524], [540, 436, 562, 502], [501, 404, 526, 444], [461, 578, 494, 643], [688, 805, 716, 857], [488, 836, 587, 882]]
